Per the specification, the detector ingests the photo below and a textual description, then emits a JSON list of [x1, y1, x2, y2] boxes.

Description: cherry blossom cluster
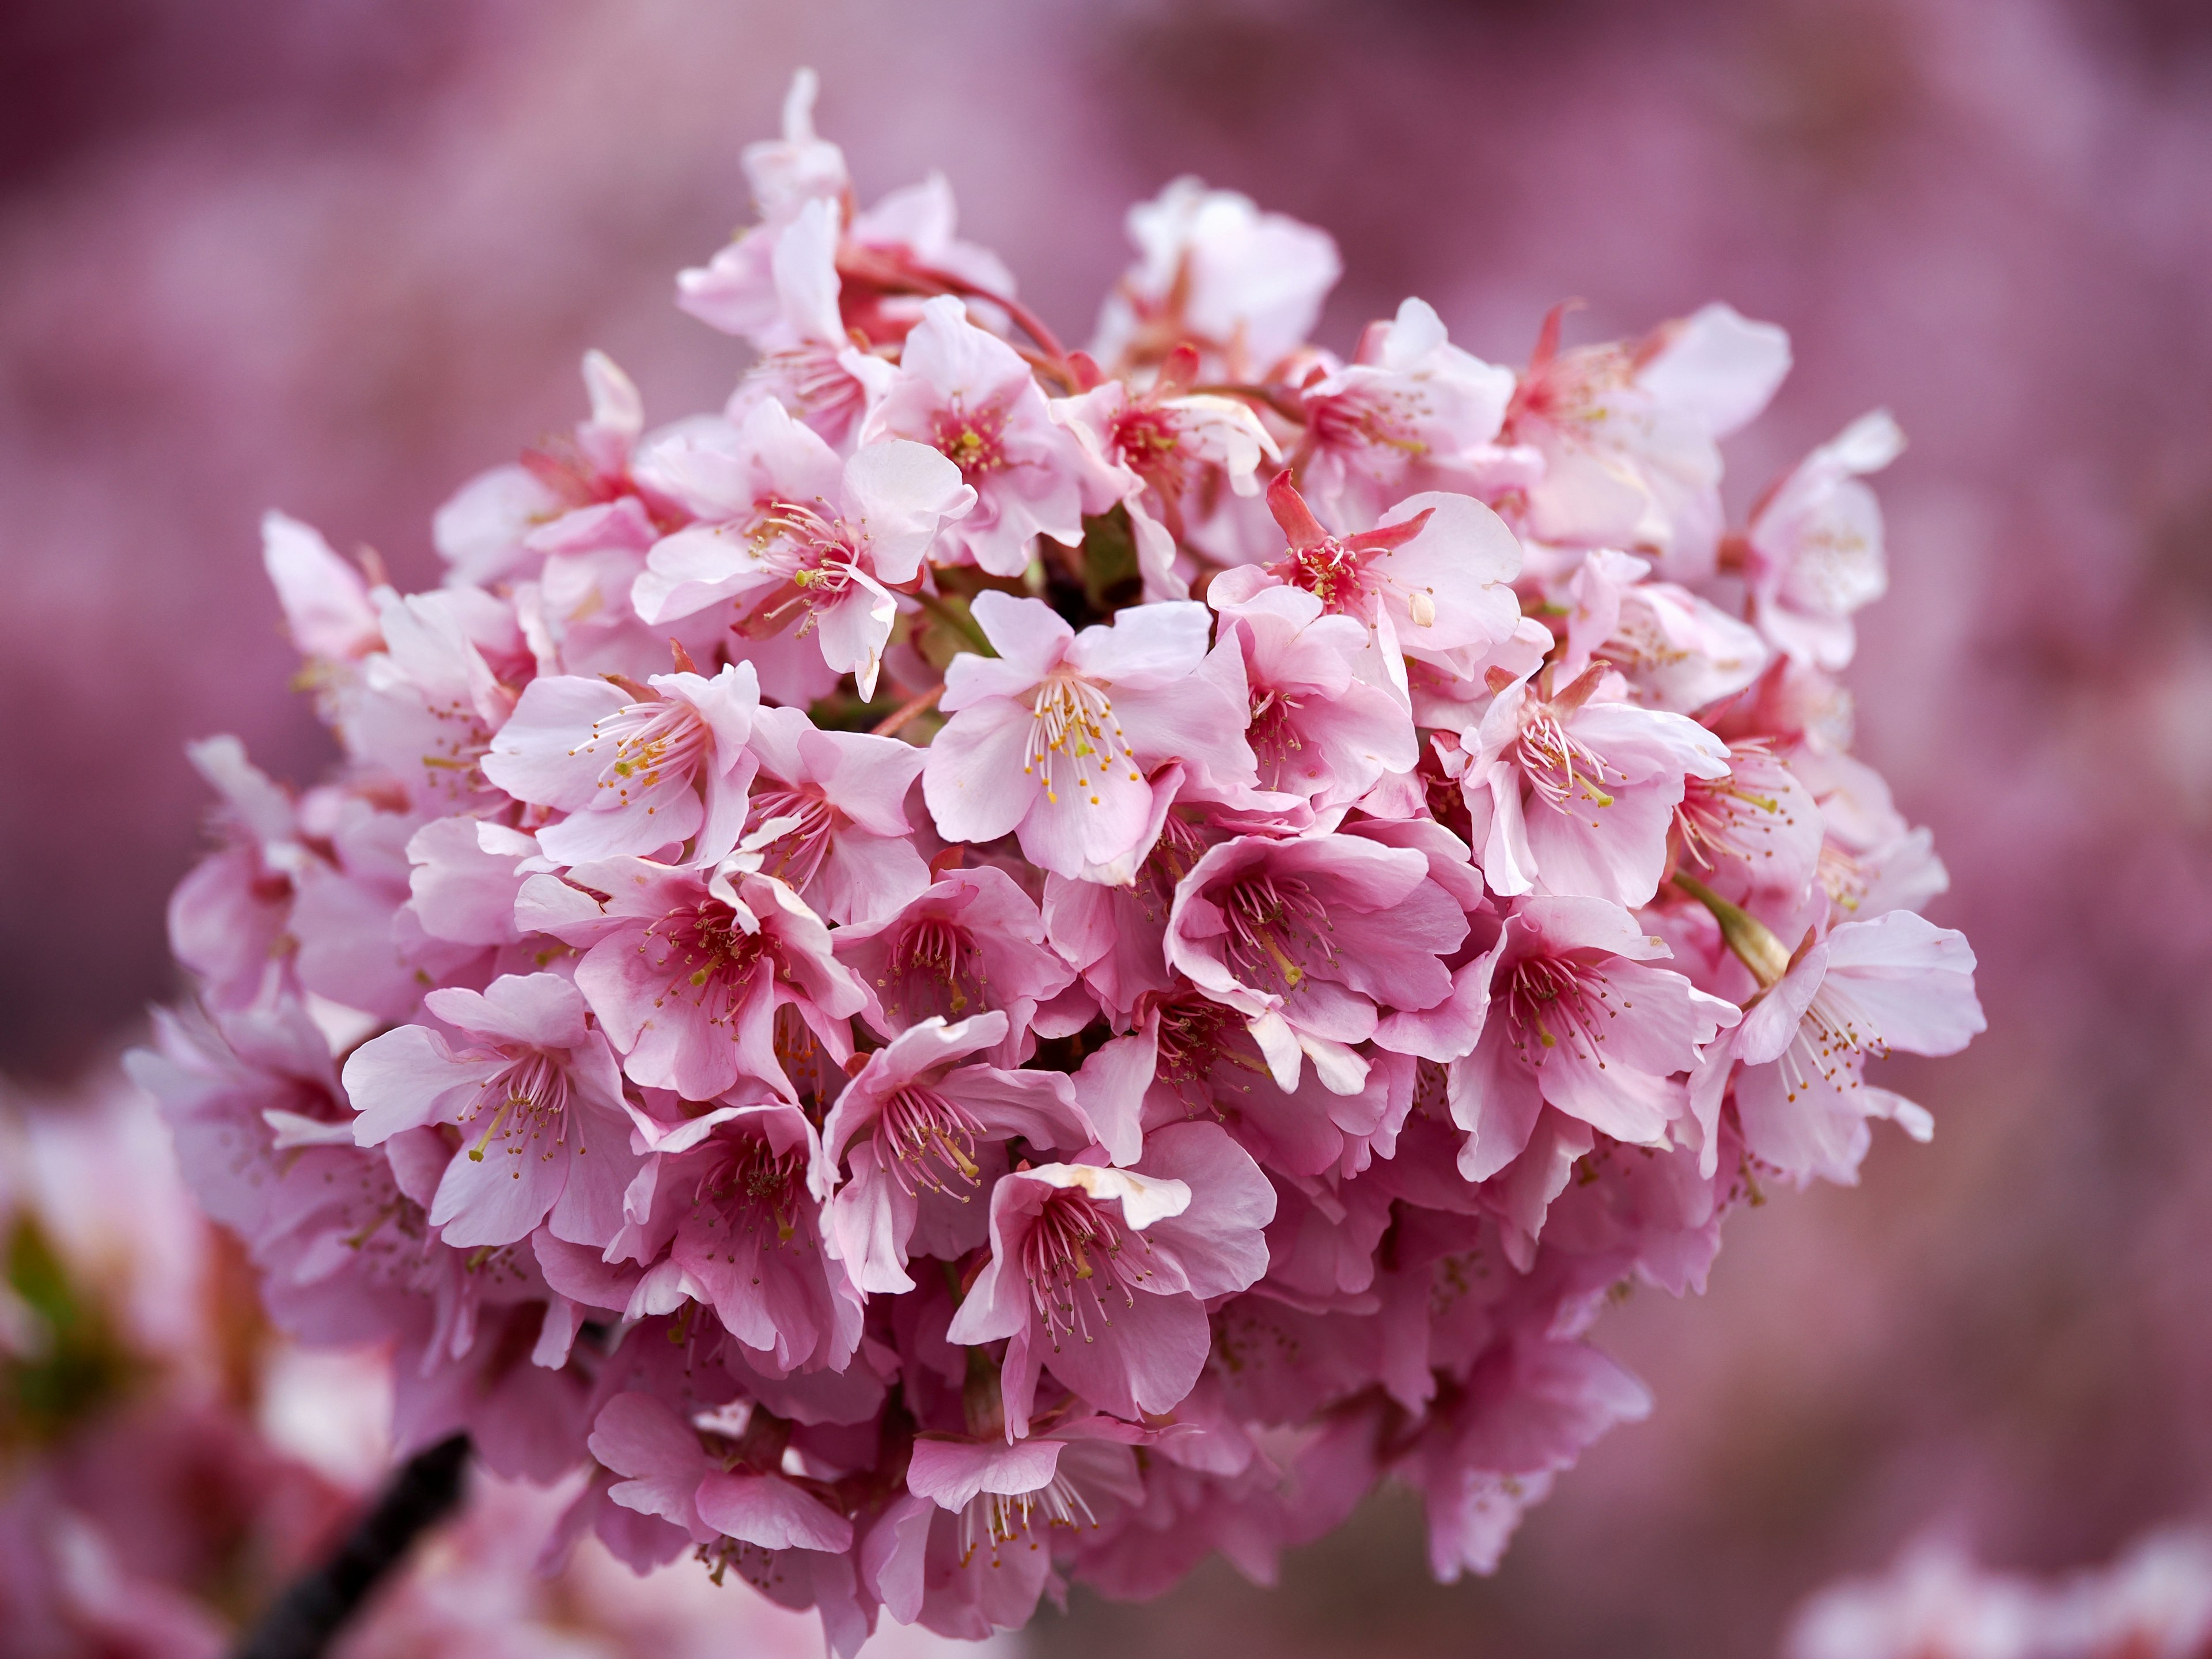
[[143, 70, 1983, 1651]]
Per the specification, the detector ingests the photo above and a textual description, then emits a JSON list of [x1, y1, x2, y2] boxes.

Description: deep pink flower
[[483, 661, 760, 865], [1166, 831, 1471, 1095], [831, 865, 1075, 1046], [945, 1120, 1274, 1438], [820, 1012, 1096, 1294], [519, 858, 868, 1103], [1458, 662, 1732, 907], [922, 593, 1255, 879], [344, 973, 641, 1250], [1448, 896, 1737, 1180], [740, 703, 930, 926]]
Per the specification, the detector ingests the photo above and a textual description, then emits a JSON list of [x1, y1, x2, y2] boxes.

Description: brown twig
[[229, 1434, 469, 1659], [872, 682, 944, 738]]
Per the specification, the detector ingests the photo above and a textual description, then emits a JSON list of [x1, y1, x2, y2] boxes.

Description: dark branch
[[230, 1433, 470, 1659]]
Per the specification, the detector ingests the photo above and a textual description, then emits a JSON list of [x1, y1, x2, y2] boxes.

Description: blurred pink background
[[4, 1, 2210, 1653]]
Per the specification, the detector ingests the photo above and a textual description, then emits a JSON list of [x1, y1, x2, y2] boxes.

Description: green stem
[[912, 590, 995, 657]]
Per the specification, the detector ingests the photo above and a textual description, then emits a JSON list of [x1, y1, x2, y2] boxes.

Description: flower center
[[744, 787, 840, 889], [1025, 674, 1142, 809], [461, 1048, 572, 1164], [1774, 984, 1887, 1104], [1501, 954, 1618, 1071], [696, 1135, 805, 1244], [1675, 759, 1789, 872], [1220, 872, 1335, 994], [930, 395, 1013, 481], [577, 697, 711, 811], [1111, 405, 1188, 495], [1514, 703, 1622, 818], [1308, 385, 1429, 463], [874, 1084, 986, 1197], [1020, 1190, 1149, 1346], [877, 915, 986, 1024], [740, 500, 869, 637], [958, 1469, 1100, 1567], [646, 900, 776, 1027]]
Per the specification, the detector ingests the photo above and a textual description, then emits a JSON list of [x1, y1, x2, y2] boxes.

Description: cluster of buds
[[143, 71, 1982, 1650]]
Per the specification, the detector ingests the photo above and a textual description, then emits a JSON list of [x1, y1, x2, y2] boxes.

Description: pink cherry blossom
[[1559, 546, 1772, 714], [741, 703, 930, 926], [1744, 409, 1906, 669], [1166, 831, 1472, 1095], [922, 592, 1254, 878], [1504, 302, 1791, 581], [830, 865, 1074, 1046], [1458, 662, 1732, 907], [946, 1121, 1274, 1438], [1293, 297, 1517, 528], [520, 858, 867, 1103], [1448, 896, 1737, 1181], [1213, 585, 1419, 806], [634, 400, 975, 699], [1212, 472, 1524, 679], [1051, 347, 1281, 600], [820, 1012, 1096, 1294], [483, 660, 760, 864], [858, 296, 1090, 577], [1690, 907, 1982, 1184], [343, 973, 641, 1250], [1092, 178, 1342, 378]]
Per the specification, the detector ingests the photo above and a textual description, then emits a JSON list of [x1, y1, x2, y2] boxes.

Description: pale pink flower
[[634, 400, 975, 699], [165, 736, 307, 1010], [1744, 410, 1906, 669], [1210, 472, 1524, 680], [1051, 349, 1281, 600], [1689, 908, 1982, 1184], [1558, 546, 1772, 714], [1294, 297, 1517, 528], [338, 585, 527, 816], [1393, 1335, 1652, 1582], [343, 973, 641, 1250], [1504, 302, 1791, 580], [722, 197, 895, 448], [921, 592, 1254, 879], [1213, 585, 1419, 806], [1672, 741, 1825, 898], [858, 296, 1090, 577], [1448, 896, 1738, 1180], [740, 703, 930, 926], [519, 858, 867, 1102], [1092, 178, 1342, 378], [262, 509, 382, 662], [678, 70, 1014, 354], [432, 350, 653, 589], [820, 1012, 1096, 1294], [1458, 663, 1732, 907], [831, 865, 1076, 1046], [483, 661, 760, 865], [945, 1121, 1274, 1438], [1165, 831, 1471, 1095]]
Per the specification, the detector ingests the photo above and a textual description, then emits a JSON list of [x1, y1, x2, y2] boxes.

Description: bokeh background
[[3, 1, 2210, 1653]]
